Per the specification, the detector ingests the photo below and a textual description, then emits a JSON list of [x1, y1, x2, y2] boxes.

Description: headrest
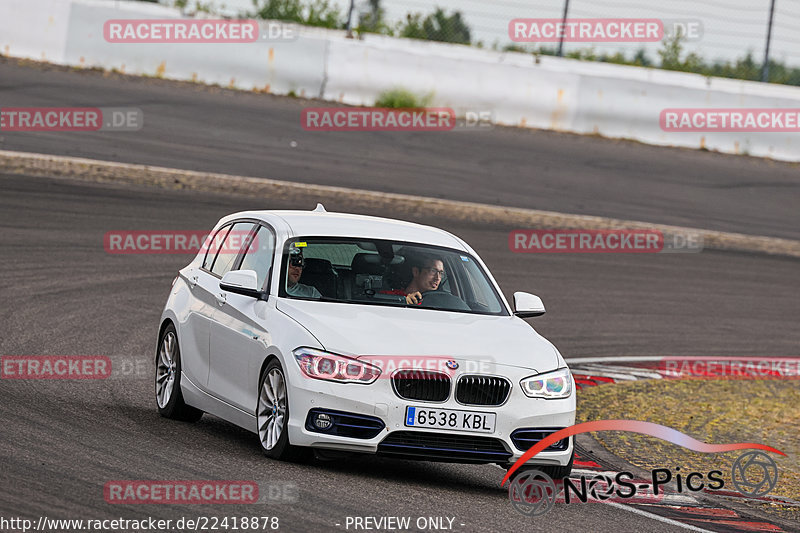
[[351, 253, 384, 275], [302, 257, 334, 274]]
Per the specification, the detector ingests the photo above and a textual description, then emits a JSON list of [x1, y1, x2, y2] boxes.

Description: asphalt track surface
[[1, 58, 800, 241], [1, 56, 799, 532], [1, 173, 799, 533]]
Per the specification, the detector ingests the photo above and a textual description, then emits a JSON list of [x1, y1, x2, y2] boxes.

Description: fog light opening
[[313, 412, 334, 431]]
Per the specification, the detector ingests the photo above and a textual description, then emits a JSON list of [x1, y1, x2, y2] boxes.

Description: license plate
[[404, 406, 496, 433]]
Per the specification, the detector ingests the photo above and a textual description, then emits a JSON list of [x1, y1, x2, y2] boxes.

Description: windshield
[[278, 237, 508, 316]]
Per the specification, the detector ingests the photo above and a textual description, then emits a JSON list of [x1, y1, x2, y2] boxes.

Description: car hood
[[276, 299, 561, 373]]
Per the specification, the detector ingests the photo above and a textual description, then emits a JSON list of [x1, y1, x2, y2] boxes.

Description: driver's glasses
[[424, 268, 445, 278], [289, 255, 305, 268]]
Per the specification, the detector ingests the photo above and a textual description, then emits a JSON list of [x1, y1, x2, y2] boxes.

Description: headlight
[[293, 347, 381, 384], [520, 368, 573, 399]]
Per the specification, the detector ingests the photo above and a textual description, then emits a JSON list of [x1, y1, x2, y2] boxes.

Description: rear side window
[[202, 224, 231, 270], [209, 222, 256, 277], [239, 225, 276, 290]]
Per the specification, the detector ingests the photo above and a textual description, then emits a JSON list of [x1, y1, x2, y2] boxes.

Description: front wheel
[[539, 451, 573, 480], [155, 324, 203, 422], [257, 360, 306, 461], [508, 450, 574, 482]]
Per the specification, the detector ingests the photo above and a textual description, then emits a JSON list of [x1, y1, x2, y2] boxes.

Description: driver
[[403, 255, 444, 305], [286, 248, 322, 299]]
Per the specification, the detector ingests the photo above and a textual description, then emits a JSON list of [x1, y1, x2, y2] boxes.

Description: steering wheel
[[418, 290, 471, 311]]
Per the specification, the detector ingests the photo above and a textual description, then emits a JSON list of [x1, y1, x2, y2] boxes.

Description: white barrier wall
[[61, 1, 328, 97], [1, 0, 72, 63], [2, 0, 799, 161], [323, 34, 800, 160]]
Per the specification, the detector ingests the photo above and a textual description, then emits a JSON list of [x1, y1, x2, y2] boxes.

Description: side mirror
[[220, 269, 263, 299], [513, 292, 546, 318]]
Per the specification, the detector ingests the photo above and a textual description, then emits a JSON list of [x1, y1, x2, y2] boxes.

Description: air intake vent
[[456, 375, 511, 406], [392, 370, 451, 402], [510, 428, 569, 452], [378, 431, 512, 464]]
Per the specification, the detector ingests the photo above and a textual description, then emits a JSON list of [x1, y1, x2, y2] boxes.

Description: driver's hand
[[405, 291, 422, 305]]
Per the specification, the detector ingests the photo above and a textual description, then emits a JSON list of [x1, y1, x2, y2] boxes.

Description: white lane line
[[569, 365, 664, 381], [573, 372, 639, 381], [568, 356, 665, 364], [600, 499, 715, 532], [571, 468, 604, 475], [572, 363, 665, 377]]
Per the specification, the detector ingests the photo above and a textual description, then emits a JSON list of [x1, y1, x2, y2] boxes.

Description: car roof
[[224, 207, 468, 250]]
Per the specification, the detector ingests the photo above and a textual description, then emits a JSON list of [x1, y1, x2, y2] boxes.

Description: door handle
[[189, 275, 198, 289], [216, 292, 227, 306]]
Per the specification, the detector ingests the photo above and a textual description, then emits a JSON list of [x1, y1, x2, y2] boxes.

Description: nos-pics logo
[[503, 421, 783, 517]]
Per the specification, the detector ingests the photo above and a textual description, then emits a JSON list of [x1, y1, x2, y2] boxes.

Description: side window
[[202, 224, 231, 270], [210, 222, 256, 277], [239, 225, 276, 290]]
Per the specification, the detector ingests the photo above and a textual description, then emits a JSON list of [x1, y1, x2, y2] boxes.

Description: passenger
[[286, 249, 322, 298], [403, 255, 445, 305]]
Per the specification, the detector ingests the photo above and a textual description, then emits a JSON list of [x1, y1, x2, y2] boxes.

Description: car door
[[180, 223, 233, 389], [208, 223, 276, 412], [184, 221, 256, 389]]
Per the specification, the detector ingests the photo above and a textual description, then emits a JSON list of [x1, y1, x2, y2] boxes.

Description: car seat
[[298, 258, 338, 298]]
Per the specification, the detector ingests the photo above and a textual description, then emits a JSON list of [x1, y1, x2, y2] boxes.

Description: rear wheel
[[257, 360, 307, 461], [155, 324, 203, 422]]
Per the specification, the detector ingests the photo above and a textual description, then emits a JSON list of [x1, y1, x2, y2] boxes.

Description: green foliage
[[565, 48, 597, 61], [655, 31, 800, 84], [252, 0, 303, 22], [155, 0, 800, 87], [632, 48, 652, 67], [305, 0, 340, 28], [657, 29, 703, 72], [374, 88, 431, 108], [399, 8, 470, 45], [399, 13, 426, 40], [251, 0, 342, 29], [357, 0, 393, 35]]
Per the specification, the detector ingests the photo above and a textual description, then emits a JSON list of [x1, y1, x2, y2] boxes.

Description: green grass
[[374, 88, 432, 108], [577, 379, 800, 519]]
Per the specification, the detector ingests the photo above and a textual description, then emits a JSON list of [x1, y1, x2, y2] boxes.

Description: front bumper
[[285, 360, 576, 467]]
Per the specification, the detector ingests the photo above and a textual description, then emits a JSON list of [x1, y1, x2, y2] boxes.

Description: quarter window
[[202, 224, 231, 270]]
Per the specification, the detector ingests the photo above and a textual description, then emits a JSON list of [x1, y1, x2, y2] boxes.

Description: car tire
[[539, 451, 574, 480], [257, 359, 307, 461], [155, 323, 203, 422]]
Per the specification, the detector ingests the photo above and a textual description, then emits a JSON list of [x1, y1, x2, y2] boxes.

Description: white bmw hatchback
[[156, 205, 576, 477]]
